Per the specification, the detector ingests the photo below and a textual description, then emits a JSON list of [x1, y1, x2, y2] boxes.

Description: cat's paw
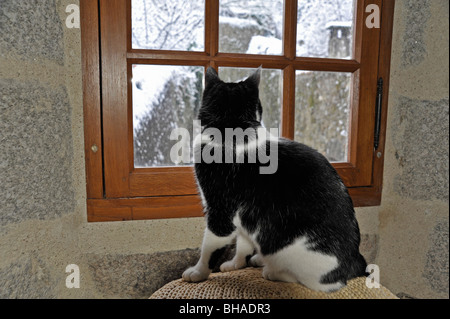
[[182, 266, 211, 282], [249, 254, 264, 267], [219, 260, 236, 272], [262, 266, 297, 283], [262, 267, 274, 281], [220, 259, 246, 272]]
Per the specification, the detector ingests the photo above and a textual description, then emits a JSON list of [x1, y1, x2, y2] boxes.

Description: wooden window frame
[[81, 0, 395, 222]]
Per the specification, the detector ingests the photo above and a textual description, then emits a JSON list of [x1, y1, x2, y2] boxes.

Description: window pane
[[218, 67, 282, 131], [295, 71, 352, 162], [219, 0, 284, 55], [133, 65, 204, 167], [297, 0, 355, 59], [131, 0, 205, 51]]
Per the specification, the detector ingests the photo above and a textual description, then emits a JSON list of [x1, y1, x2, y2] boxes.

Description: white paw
[[220, 259, 246, 272], [220, 260, 236, 272], [262, 267, 275, 281], [249, 254, 264, 267], [182, 266, 211, 282]]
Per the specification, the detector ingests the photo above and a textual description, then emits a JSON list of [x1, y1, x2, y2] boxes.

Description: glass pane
[[133, 65, 204, 167], [295, 71, 352, 162], [132, 0, 205, 51], [219, 0, 284, 55], [297, 0, 355, 59], [219, 67, 282, 131]]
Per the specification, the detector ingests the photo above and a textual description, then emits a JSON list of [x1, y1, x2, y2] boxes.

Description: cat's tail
[[321, 252, 368, 287], [350, 253, 369, 279]]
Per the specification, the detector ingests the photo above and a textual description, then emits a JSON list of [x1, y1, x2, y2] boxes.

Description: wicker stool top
[[150, 267, 398, 299]]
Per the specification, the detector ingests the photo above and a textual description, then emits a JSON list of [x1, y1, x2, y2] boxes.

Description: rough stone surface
[[0, 79, 75, 226], [423, 220, 449, 294], [0, 0, 64, 62], [0, 256, 55, 299], [401, 0, 431, 67], [396, 292, 416, 299], [392, 96, 449, 201], [87, 249, 201, 299], [359, 234, 379, 264]]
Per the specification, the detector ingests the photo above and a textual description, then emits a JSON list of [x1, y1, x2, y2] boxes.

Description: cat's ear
[[246, 66, 262, 87], [205, 67, 220, 87]]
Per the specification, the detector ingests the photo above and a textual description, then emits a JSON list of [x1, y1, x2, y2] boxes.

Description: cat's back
[[256, 137, 345, 195]]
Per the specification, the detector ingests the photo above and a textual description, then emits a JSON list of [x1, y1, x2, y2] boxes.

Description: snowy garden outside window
[[131, 0, 355, 167]]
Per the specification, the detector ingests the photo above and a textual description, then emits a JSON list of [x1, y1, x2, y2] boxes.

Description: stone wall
[[0, 0, 205, 299], [0, 0, 448, 299], [365, 0, 449, 298]]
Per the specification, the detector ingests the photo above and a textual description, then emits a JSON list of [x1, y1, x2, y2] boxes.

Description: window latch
[[374, 77, 383, 150]]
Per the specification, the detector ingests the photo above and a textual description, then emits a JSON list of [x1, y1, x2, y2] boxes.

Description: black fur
[[208, 247, 229, 270], [195, 67, 367, 287]]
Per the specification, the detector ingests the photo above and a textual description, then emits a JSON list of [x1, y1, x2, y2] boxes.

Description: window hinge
[[374, 77, 383, 150]]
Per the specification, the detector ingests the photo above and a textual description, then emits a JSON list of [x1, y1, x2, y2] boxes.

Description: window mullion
[[205, 0, 219, 58], [282, 64, 295, 139], [283, 0, 298, 60], [281, 0, 297, 139]]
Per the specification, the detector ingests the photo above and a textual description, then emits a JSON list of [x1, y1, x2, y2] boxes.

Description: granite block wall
[[386, 0, 448, 298], [0, 0, 448, 298], [357, 0, 449, 299], [0, 0, 204, 299]]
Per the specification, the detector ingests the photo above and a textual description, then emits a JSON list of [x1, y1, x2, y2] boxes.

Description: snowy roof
[[325, 21, 353, 29], [247, 35, 282, 55]]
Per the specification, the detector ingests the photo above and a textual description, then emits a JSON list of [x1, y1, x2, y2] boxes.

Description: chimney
[[326, 21, 352, 58]]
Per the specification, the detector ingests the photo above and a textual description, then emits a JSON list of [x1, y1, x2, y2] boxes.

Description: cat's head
[[199, 67, 263, 129]]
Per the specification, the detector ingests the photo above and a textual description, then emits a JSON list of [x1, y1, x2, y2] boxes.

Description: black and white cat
[[182, 67, 367, 292]]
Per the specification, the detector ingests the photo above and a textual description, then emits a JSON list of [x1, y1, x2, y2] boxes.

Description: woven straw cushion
[[150, 267, 398, 299]]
